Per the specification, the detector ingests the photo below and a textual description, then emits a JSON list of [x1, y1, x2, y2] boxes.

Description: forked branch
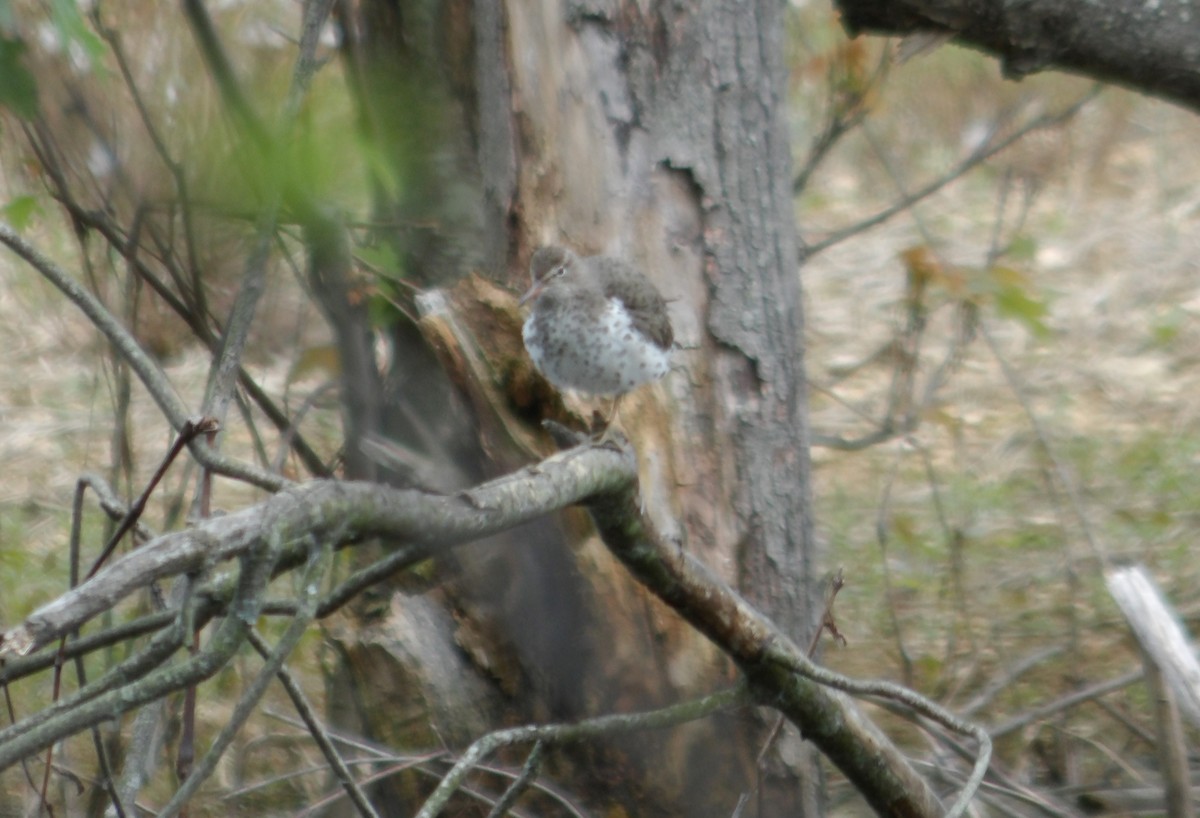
[[0, 437, 988, 817]]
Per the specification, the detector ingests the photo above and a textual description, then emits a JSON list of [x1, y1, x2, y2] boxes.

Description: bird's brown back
[[586, 256, 674, 350]]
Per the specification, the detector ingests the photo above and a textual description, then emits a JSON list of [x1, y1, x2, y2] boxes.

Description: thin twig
[[414, 685, 749, 818], [989, 669, 1143, 739], [764, 649, 991, 818], [485, 741, 545, 818], [793, 49, 888, 194], [90, 418, 220, 578], [159, 517, 332, 816], [802, 86, 1101, 259], [245, 629, 380, 818], [911, 755, 1075, 818], [876, 450, 915, 687], [959, 645, 1065, 717], [0, 612, 174, 686], [0, 223, 287, 492], [47, 437, 206, 818], [979, 322, 1105, 564], [91, 6, 207, 319]]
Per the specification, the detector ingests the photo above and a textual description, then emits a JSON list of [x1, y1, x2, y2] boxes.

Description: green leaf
[[1150, 308, 1183, 348], [2, 194, 38, 229], [366, 291, 403, 330], [980, 264, 1051, 339], [357, 242, 399, 275], [994, 281, 1050, 338], [0, 36, 37, 118], [50, 0, 105, 67], [1006, 233, 1038, 262]]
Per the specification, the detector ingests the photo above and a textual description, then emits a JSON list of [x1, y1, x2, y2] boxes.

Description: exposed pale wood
[[337, 1, 822, 812]]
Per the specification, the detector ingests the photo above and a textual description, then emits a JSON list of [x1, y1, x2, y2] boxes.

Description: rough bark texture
[[330, 1, 821, 814], [837, 0, 1200, 114], [506, 0, 817, 642], [0, 438, 946, 815]]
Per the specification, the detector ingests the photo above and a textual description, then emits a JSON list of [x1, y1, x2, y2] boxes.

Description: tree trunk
[[328, 1, 822, 814]]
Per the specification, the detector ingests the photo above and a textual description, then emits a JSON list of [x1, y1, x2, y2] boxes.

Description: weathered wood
[[338, 0, 823, 812]]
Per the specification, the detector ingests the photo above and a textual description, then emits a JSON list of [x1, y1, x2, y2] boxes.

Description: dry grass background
[[0, 224, 337, 811], [2, 4, 1200, 812], [795, 27, 1200, 801]]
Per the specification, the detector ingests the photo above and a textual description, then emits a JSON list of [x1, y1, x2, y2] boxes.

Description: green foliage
[[903, 244, 1052, 339], [0, 34, 36, 118], [188, 77, 370, 221], [1148, 306, 1184, 348], [356, 242, 400, 279], [989, 267, 1051, 338], [1004, 233, 1038, 262], [2, 194, 39, 228], [358, 243, 417, 330], [366, 288, 405, 331], [0, 0, 107, 119], [49, 0, 104, 67]]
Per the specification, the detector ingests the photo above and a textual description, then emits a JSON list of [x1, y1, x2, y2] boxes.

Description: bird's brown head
[[520, 245, 577, 306]]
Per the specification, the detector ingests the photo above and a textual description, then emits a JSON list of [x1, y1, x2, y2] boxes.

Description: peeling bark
[[335, 0, 821, 813]]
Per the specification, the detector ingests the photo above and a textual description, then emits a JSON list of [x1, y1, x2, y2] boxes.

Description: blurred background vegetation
[[791, 8, 1200, 806], [2, 0, 1200, 812]]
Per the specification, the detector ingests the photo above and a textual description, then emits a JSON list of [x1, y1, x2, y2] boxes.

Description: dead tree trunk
[[329, 2, 822, 814]]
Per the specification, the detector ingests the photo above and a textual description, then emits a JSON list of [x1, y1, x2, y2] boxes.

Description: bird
[[519, 245, 673, 435]]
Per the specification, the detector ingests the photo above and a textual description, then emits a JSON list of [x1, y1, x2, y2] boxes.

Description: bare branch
[[159, 535, 333, 817], [415, 685, 750, 818], [0, 530, 275, 771], [0, 222, 286, 492], [988, 669, 1144, 740], [245, 631, 381, 818], [958, 645, 1066, 718], [1107, 566, 1200, 727], [836, 0, 1200, 112], [0, 432, 992, 815], [485, 741, 545, 818], [1, 444, 636, 661], [583, 466, 970, 818], [802, 89, 1099, 259]]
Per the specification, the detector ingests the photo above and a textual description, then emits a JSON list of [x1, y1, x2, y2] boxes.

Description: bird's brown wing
[[592, 257, 675, 349]]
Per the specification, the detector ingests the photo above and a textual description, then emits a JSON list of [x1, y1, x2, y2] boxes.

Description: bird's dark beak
[[518, 280, 545, 307]]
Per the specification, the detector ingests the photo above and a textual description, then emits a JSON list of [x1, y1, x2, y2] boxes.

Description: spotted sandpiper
[[520, 245, 673, 433]]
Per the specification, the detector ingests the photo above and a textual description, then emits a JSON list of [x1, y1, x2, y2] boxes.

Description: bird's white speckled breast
[[523, 298, 671, 396]]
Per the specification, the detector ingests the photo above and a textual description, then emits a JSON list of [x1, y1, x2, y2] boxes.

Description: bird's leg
[[594, 394, 626, 446], [588, 407, 608, 436]]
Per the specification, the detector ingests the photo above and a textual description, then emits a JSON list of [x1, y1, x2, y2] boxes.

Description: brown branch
[[0, 444, 636, 661], [583, 460, 979, 818], [414, 686, 750, 818], [836, 0, 1200, 113], [2, 433, 994, 815], [245, 631, 380, 818]]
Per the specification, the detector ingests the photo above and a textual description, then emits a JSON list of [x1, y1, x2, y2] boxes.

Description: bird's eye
[[553, 265, 566, 278]]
